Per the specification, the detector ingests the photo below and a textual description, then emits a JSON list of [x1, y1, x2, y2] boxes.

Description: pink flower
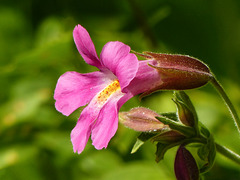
[[54, 25, 162, 154]]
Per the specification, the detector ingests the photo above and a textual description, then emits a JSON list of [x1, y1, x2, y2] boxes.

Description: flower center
[[97, 80, 121, 105]]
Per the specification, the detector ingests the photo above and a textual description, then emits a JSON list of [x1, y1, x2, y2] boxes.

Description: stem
[[215, 143, 240, 165], [210, 77, 240, 134]]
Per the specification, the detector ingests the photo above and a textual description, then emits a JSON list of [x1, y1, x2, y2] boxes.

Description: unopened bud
[[173, 91, 197, 127], [152, 130, 185, 144], [119, 107, 168, 132], [174, 145, 199, 180], [135, 52, 213, 95]]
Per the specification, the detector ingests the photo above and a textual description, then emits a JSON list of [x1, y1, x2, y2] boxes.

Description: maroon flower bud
[[135, 52, 213, 96], [119, 107, 168, 132], [174, 145, 199, 180]]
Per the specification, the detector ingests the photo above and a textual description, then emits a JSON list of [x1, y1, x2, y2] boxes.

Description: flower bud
[[135, 52, 213, 94], [119, 107, 168, 132], [173, 91, 197, 127], [174, 145, 199, 180], [151, 130, 185, 144]]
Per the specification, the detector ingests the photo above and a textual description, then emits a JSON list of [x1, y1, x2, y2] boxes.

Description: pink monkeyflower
[[54, 25, 162, 154]]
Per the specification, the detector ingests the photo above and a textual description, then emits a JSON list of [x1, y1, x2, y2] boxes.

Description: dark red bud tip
[[174, 145, 199, 180], [144, 52, 211, 74], [138, 52, 213, 94]]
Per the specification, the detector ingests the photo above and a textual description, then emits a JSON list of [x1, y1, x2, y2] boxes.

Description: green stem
[[215, 143, 240, 165], [210, 77, 240, 134]]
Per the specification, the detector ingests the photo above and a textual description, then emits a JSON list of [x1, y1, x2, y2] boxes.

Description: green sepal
[[131, 132, 157, 154], [131, 138, 144, 154], [173, 91, 199, 133], [155, 142, 173, 163], [198, 123, 216, 173], [199, 134, 216, 174], [174, 91, 196, 113], [199, 122, 211, 138], [159, 112, 179, 122], [138, 132, 158, 141], [156, 116, 195, 137], [197, 144, 209, 161]]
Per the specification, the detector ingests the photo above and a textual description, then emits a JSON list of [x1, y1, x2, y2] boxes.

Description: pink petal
[[70, 78, 126, 153], [54, 71, 110, 116], [126, 60, 163, 95], [73, 25, 103, 69], [100, 41, 139, 91], [70, 103, 100, 154], [91, 92, 127, 149]]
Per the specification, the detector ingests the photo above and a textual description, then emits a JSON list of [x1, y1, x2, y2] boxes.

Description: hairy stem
[[215, 143, 240, 165], [210, 77, 240, 134]]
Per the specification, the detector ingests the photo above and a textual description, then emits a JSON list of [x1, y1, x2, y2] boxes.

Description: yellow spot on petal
[[97, 80, 121, 106]]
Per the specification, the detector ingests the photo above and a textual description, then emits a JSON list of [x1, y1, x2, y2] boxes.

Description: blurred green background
[[1, 0, 240, 179]]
